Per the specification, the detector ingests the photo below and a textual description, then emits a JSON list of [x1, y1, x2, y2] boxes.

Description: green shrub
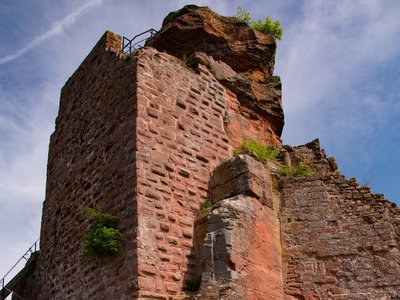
[[278, 164, 314, 177], [234, 6, 251, 25], [235, 139, 280, 163], [83, 205, 121, 258], [252, 17, 283, 40], [196, 199, 213, 218]]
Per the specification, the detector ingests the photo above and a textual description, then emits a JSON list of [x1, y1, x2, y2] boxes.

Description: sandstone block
[[209, 154, 273, 207]]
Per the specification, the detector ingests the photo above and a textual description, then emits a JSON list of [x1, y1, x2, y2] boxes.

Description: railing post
[[1, 278, 4, 299]]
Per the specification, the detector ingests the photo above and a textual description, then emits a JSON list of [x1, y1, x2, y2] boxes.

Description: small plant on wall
[[196, 199, 213, 218], [124, 52, 136, 61], [83, 205, 121, 258], [233, 6, 251, 25]]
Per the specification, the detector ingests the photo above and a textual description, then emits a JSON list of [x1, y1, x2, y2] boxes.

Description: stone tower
[[12, 5, 400, 300]]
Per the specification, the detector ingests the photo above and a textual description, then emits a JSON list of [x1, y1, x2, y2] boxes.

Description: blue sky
[[1, 0, 399, 279]]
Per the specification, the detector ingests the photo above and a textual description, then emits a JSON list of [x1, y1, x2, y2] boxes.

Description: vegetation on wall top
[[233, 6, 283, 40], [278, 164, 315, 177], [234, 139, 315, 177]]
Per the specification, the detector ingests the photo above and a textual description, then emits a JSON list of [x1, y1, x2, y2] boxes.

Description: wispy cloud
[[0, 0, 103, 65], [277, 0, 400, 139], [274, 0, 400, 198]]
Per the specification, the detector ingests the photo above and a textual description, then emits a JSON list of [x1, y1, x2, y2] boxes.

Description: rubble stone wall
[[281, 148, 400, 299]]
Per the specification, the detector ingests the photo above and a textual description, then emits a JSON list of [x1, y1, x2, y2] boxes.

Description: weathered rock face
[[149, 5, 284, 144], [150, 5, 276, 74], [192, 52, 283, 144]]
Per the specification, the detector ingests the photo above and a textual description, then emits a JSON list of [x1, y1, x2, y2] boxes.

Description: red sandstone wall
[[36, 32, 140, 299], [134, 47, 232, 298], [281, 147, 400, 299]]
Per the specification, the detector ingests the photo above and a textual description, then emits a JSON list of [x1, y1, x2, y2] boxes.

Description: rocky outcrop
[[148, 5, 284, 144], [149, 5, 276, 74], [191, 52, 283, 142]]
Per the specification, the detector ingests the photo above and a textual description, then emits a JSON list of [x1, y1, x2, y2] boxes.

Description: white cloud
[[273, 0, 400, 200], [0, 84, 56, 278], [0, 0, 103, 65], [277, 0, 400, 135]]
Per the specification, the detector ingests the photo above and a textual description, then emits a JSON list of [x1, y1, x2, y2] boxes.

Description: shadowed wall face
[[37, 32, 140, 299]]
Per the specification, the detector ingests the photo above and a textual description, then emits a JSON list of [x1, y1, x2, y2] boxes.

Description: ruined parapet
[[195, 154, 283, 299], [279, 140, 400, 299], [283, 138, 338, 174]]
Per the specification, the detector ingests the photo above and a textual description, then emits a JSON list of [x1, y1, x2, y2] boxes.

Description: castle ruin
[[5, 5, 400, 300]]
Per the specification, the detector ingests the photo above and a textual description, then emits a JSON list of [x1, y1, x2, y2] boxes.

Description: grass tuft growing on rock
[[234, 139, 280, 163], [196, 199, 213, 218], [252, 17, 283, 40], [278, 164, 314, 177]]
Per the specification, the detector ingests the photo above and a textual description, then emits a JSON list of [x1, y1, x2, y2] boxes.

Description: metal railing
[[0, 238, 39, 300], [122, 28, 158, 54], [121, 28, 244, 71]]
